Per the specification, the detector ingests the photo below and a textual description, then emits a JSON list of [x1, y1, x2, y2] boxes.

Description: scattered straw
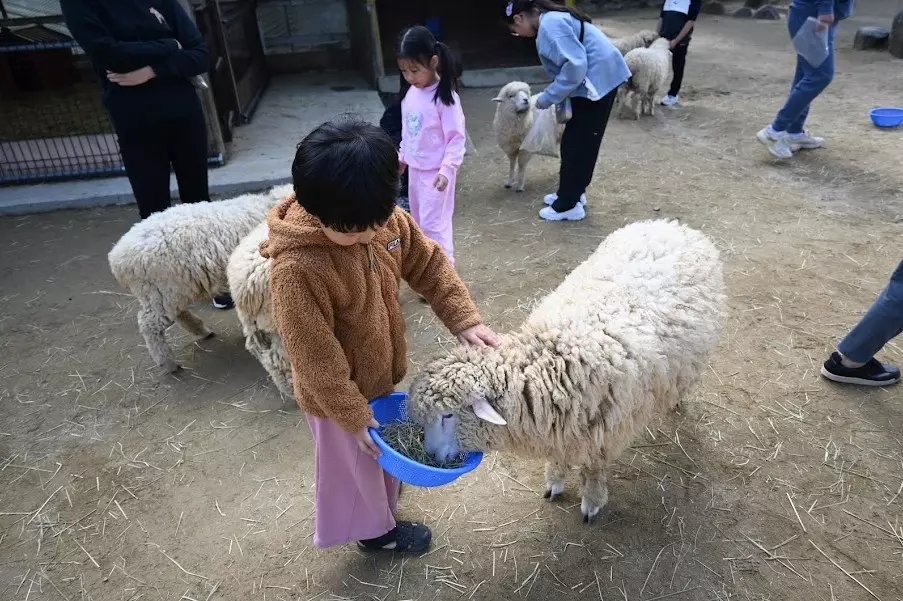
[[808, 540, 881, 601]]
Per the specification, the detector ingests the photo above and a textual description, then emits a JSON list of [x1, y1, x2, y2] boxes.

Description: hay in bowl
[[378, 421, 466, 469], [369, 393, 483, 488]]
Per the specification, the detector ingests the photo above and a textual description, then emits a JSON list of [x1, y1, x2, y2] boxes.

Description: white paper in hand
[[792, 17, 829, 68]]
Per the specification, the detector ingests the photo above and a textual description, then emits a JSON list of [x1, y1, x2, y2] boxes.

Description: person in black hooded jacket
[[61, 0, 233, 309]]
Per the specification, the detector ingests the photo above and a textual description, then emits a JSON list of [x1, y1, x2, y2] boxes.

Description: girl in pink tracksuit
[[397, 25, 466, 266]]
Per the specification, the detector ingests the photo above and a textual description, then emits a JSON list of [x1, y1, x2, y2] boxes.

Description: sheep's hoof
[[580, 499, 601, 524], [163, 361, 182, 374], [515, 188, 525, 194], [544, 481, 565, 501], [202, 331, 216, 340], [504, 183, 513, 189]]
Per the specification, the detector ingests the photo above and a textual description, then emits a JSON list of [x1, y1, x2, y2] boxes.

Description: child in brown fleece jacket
[[260, 116, 500, 553]]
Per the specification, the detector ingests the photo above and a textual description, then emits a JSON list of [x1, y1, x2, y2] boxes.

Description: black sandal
[[357, 521, 432, 553]]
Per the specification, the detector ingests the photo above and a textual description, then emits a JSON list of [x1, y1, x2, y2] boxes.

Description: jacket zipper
[[367, 244, 375, 273]]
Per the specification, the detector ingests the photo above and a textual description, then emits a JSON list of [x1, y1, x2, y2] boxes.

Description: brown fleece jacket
[[260, 196, 483, 433]]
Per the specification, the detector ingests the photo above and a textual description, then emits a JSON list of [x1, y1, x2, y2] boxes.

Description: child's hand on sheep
[[433, 174, 449, 192], [353, 418, 383, 460], [457, 324, 502, 349]]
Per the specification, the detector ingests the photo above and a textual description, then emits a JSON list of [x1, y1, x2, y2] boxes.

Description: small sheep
[[608, 29, 660, 55], [407, 219, 726, 523], [618, 38, 673, 119], [109, 184, 293, 372], [226, 221, 293, 398], [492, 81, 563, 193]]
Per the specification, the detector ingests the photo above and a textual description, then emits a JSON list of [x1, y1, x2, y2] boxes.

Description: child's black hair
[[291, 115, 398, 233], [503, 0, 592, 24], [396, 25, 460, 106]]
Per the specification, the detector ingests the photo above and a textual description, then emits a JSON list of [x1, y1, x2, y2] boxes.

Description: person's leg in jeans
[[664, 42, 689, 102], [758, 9, 834, 158], [168, 98, 210, 205], [543, 90, 616, 221], [822, 260, 903, 386], [117, 123, 172, 220], [166, 101, 234, 310]]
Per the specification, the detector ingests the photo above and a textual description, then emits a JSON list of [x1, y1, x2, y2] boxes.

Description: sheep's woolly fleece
[[227, 221, 293, 398], [408, 219, 727, 465], [621, 37, 673, 118], [608, 29, 660, 56], [109, 184, 292, 371]]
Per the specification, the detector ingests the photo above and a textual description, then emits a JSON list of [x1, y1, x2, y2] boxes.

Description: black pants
[[553, 89, 617, 212], [668, 42, 689, 97], [116, 99, 210, 220]]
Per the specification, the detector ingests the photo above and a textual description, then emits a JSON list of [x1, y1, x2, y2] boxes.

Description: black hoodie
[[60, 0, 208, 129]]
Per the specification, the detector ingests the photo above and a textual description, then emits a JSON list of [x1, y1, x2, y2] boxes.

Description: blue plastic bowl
[[870, 107, 903, 129], [369, 392, 482, 488]]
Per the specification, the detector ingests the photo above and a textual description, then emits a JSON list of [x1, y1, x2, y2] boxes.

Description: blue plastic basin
[[369, 392, 482, 488], [870, 107, 903, 128]]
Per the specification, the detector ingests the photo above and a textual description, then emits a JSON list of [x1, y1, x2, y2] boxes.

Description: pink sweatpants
[[408, 167, 456, 265], [306, 415, 400, 548]]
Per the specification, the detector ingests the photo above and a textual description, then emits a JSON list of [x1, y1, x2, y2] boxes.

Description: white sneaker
[[539, 204, 586, 222], [787, 130, 825, 150], [756, 126, 793, 159], [660, 95, 679, 106], [543, 192, 588, 207]]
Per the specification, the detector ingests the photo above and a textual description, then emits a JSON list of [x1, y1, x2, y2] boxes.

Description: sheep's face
[[640, 30, 661, 47], [407, 352, 508, 463], [493, 83, 532, 114]]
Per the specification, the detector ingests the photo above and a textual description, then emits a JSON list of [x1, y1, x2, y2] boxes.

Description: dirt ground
[[2, 2, 903, 600]]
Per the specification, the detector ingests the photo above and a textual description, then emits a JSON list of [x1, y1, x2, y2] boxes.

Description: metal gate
[[0, 0, 226, 185]]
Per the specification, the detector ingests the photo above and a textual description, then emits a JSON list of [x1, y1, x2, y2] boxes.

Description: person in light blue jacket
[[504, 0, 630, 222], [757, 0, 855, 159]]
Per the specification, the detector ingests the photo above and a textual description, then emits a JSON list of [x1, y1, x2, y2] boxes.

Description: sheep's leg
[[504, 154, 516, 189], [515, 151, 532, 193], [543, 458, 568, 501], [176, 310, 213, 340], [137, 304, 180, 373], [579, 459, 609, 524]]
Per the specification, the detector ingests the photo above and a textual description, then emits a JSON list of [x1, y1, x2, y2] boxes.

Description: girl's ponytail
[[396, 25, 461, 107], [434, 41, 460, 106]]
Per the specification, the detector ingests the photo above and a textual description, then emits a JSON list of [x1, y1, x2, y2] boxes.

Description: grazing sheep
[[226, 221, 293, 398], [492, 81, 564, 193], [407, 219, 726, 523], [109, 184, 293, 373], [618, 38, 673, 119], [608, 29, 660, 55]]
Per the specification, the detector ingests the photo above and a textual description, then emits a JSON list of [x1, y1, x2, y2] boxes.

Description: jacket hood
[[260, 195, 332, 260]]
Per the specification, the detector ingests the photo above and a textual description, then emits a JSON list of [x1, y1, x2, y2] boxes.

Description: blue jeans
[[771, 7, 836, 134], [837, 260, 903, 363]]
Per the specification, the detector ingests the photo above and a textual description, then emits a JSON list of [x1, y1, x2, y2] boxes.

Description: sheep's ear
[[492, 96, 504, 102], [470, 395, 507, 426]]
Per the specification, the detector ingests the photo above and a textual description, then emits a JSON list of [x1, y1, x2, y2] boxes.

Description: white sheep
[[109, 184, 293, 373], [407, 219, 726, 523], [492, 81, 563, 193], [226, 221, 293, 398], [618, 38, 673, 119], [608, 29, 660, 55]]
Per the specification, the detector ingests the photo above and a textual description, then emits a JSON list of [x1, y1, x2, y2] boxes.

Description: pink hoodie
[[399, 82, 466, 182]]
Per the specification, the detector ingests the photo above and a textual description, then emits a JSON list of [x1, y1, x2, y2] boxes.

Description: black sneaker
[[357, 521, 432, 553], [212, 293, 234, 310], [821, 352, 901, 387]]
